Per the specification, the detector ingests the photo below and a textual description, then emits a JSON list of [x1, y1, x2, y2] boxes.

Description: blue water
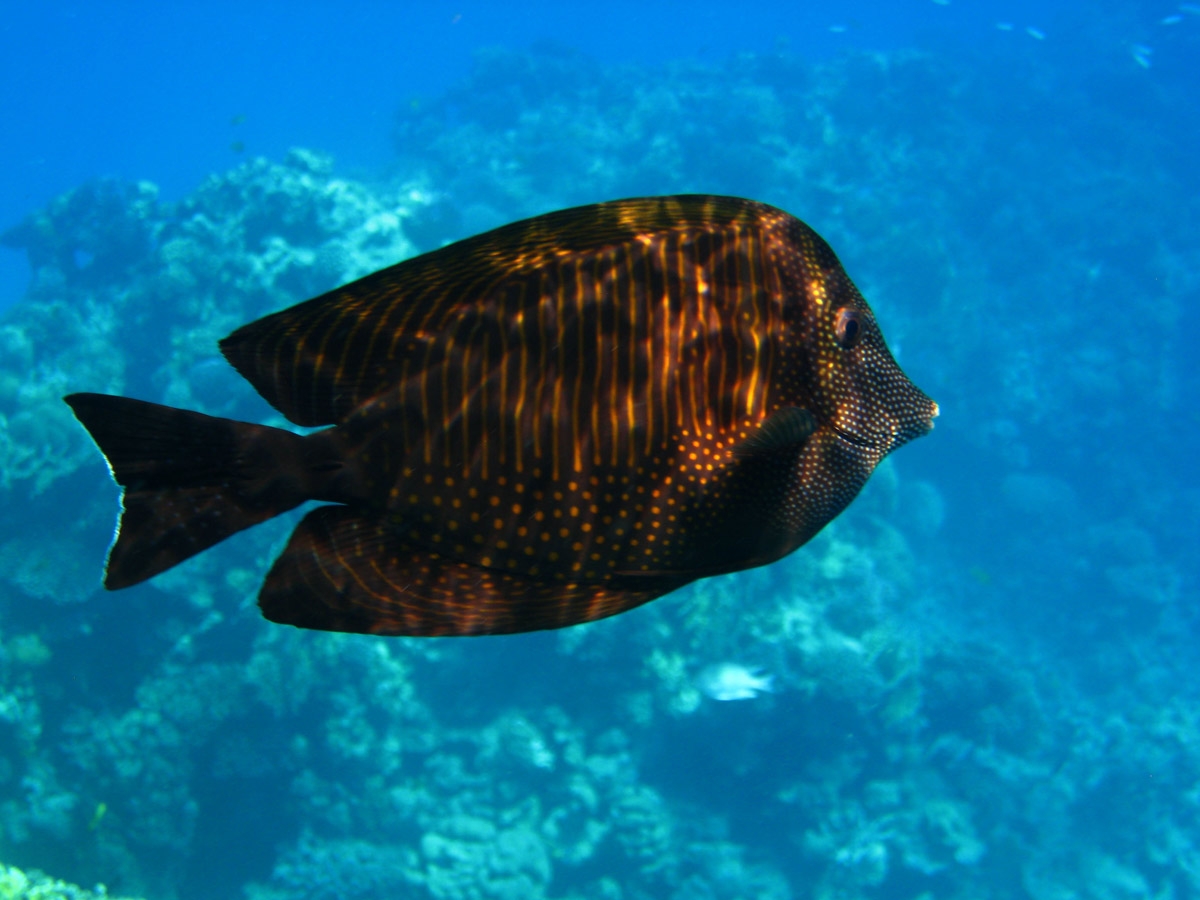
[[0, 0, 1080, 310], [0, 1, 1197, 898]]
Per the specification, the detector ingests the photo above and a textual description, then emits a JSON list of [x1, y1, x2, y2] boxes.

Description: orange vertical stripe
[[570, 260, 584, 474]]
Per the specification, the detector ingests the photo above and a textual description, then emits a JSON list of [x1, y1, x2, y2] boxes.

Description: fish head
[[751, 221, 939, 550], [792, 243, 938, 465]]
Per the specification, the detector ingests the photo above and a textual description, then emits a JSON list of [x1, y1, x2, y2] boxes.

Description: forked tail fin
[[64, 392, 314, 589]]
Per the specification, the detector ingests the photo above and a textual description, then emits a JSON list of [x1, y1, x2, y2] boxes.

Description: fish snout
[[890, 392, 939, 451], [920, 399, 939, 434]]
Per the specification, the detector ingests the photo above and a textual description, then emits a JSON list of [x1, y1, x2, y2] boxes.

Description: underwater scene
[[0, 2, 1197, 898]]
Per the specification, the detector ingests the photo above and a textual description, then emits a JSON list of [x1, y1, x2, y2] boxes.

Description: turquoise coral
[[0, 863, 141, 900]]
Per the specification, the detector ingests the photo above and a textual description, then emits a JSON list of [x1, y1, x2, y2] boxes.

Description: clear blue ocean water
[[0, 2, 1196, 898]]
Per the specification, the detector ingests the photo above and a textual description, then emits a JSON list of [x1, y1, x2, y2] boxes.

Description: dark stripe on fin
[[64, 393, 311, 589], [259, 506, 675, 636]]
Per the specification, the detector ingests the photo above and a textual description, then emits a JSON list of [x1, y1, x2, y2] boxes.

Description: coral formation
[[0, 863, 140, 900]]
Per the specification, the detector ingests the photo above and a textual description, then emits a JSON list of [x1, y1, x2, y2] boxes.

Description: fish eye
[[834, 307, 863, 349]]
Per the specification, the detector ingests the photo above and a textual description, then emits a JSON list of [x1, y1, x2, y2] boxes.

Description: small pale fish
[[1182, 3, 1200, 15], [697, 663, 775, 701], [1026, 26, 1046, 40], [1132, 44, 1153, 68], [995, 22, 1015, 31], [1161, 14, 1184, 24]]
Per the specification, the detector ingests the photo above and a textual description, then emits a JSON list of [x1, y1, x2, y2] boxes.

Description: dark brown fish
[[64, 195, 937, 637]]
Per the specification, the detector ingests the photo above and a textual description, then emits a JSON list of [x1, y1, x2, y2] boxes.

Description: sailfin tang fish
[[65, 195, 936, 636]]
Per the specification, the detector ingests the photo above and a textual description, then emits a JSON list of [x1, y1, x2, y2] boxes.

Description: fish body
[[697, 663, 775, 701], [65, 195, 936, 636]]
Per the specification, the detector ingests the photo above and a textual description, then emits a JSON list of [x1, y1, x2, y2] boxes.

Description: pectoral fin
[[732, 406, 816, 459]]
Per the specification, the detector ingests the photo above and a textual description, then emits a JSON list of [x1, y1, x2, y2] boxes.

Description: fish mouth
[[830, 423, 881, 448], [828, 398, 938, 450]]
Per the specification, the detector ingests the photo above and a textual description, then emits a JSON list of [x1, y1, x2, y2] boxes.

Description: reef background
[[0, 3, 1198, 899]]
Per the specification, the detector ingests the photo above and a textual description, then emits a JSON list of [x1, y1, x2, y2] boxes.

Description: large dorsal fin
[[219, 195, 772, 426]]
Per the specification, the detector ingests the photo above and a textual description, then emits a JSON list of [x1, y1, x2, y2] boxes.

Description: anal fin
[[260, 506, 673, 636]]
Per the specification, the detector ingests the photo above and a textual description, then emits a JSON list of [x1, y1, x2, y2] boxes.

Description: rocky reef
[[0, 862, 140, 900], [0, 29, 1196, 900]]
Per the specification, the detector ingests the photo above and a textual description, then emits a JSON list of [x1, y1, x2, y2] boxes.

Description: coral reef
[[0, 26, 1195, 900], [0, 863, 140, 900]]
